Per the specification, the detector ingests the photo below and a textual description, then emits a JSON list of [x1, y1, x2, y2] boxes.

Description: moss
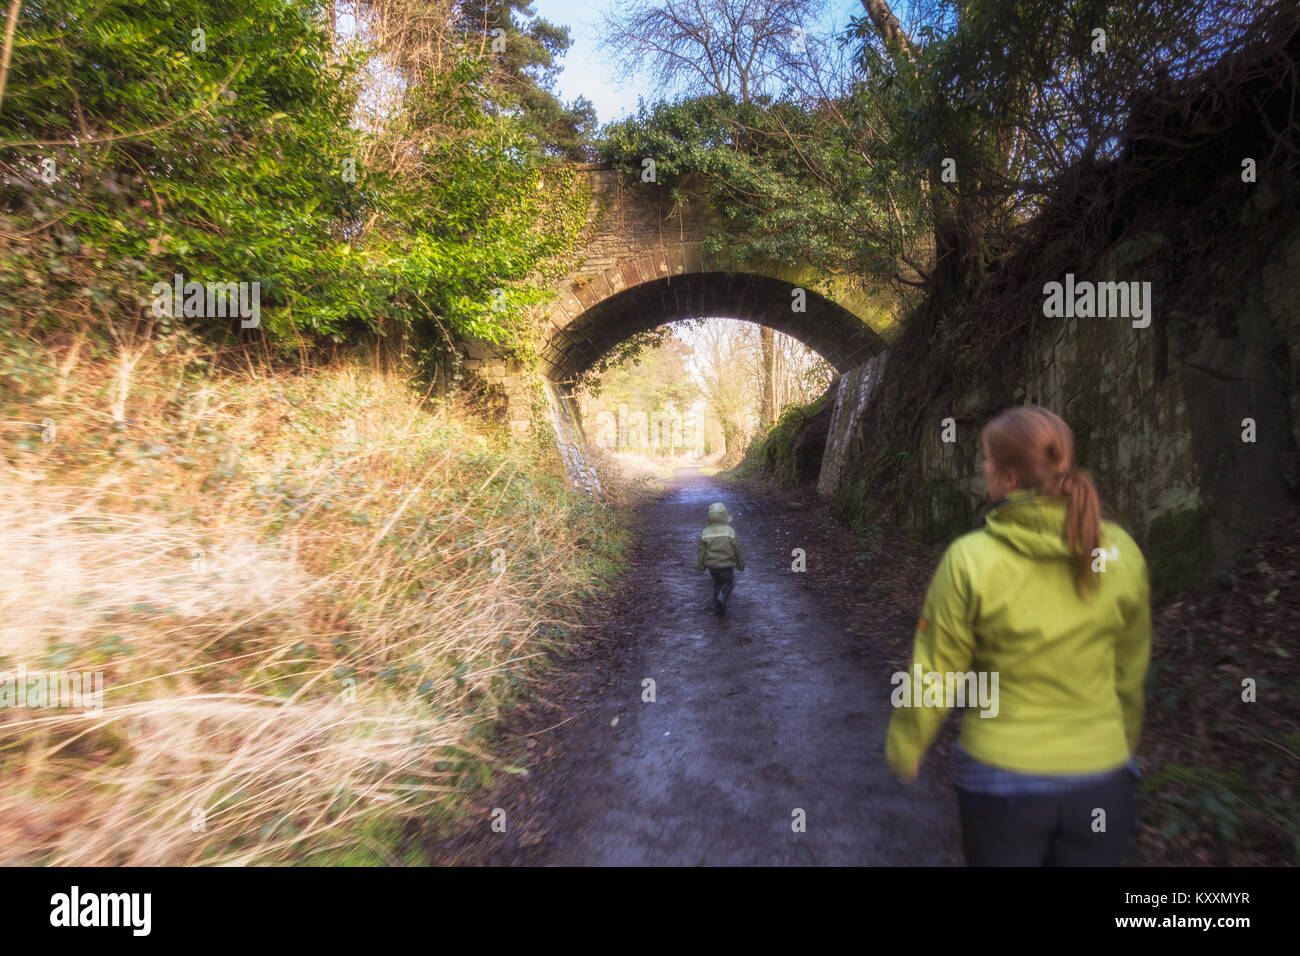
[[831, 474, 879, 534], [741, 390, 833, 488], [1104, 231, 1166, 275], [914, 479, 973, 543], [1146, 507, 1213, 602]]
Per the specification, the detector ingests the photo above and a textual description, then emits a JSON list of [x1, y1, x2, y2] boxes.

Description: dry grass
[[596, 451, 695, 492], [0, 332, 628, 865]]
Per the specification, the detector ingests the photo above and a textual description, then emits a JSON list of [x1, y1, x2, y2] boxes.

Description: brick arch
[[539, 270, 887, 382]]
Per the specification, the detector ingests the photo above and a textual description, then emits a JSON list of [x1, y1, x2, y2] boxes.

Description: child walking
[[696, 502, 745, 615]]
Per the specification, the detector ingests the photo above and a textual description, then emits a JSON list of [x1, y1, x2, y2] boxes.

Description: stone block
[[619, 260, 642, 289], [572, 276, 602, 311], [606, 266, 627, 296], [683, 244, 705, 273], [667, 246, 688, 276]]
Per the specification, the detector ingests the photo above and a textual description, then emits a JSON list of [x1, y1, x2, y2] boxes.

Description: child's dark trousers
[[708, 567, 735, 606]]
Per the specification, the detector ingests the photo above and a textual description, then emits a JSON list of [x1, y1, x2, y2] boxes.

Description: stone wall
[[818, 199, 1300, 599], [818, 26, 1300, 598], [545, 382, 603, 498], [572, 168, 717, 273], [817, 352, 888, 500], [458, 340, 603, 497], [533, 168, 891, 382], [459, 339, 535, 437]]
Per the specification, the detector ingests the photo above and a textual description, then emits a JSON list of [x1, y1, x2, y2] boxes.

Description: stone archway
[[533, 168, 896, 384], [463, 167, 899, 496], [540, 270, 885, 383]]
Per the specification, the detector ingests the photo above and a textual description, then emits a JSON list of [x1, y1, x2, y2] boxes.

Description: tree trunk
[[858, 0, 973, 307], [860, 0, 909, 53]]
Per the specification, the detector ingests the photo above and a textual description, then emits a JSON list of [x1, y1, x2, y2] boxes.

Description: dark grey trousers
[[708, 567, 735, 604], [956, 770, 1139, 866]]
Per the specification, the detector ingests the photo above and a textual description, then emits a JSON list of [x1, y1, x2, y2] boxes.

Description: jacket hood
[[982, 491, 1075, 560], [707, 502, 732, 524]]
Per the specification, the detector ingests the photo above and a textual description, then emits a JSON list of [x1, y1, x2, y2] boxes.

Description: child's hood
[[706, 502, 732, 525]]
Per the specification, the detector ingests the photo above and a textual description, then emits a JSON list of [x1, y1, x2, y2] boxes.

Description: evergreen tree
[[456, 0, 597, 160]]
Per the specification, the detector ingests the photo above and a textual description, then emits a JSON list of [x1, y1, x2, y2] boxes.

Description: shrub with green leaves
[[0, 0, 587, 363]]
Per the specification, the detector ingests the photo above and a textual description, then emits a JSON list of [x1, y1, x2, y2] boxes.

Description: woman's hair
[[980, 405, 1103, 593]]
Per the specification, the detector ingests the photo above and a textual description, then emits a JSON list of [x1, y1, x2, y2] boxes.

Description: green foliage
[[595, 1, 1264, 304], [738, 389, 830, 487], [844, 0, 1263, 268], [455, 0, 597, 161], [0, 0, 589, 366], [3, 0, 369, 340], [579, 331, 698, 454], [599, 94, 925, 282], [368, 58, 590, 358]]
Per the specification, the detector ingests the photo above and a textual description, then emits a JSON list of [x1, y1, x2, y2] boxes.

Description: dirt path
[[423, 469, 1300, 867], [490, 466, 961, 865]]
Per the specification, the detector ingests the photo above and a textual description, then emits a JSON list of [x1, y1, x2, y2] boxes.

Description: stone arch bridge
[[461, 166, 897, 495]]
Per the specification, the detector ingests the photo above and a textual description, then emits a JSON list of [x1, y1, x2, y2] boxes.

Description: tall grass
[[0, 332, 627, 864]]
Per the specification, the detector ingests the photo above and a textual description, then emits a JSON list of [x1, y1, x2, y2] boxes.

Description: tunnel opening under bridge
[[538, 271, 887, 385]]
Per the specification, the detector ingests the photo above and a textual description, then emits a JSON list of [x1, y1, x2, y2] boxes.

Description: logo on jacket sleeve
[[1091, 546, 1120, 573]]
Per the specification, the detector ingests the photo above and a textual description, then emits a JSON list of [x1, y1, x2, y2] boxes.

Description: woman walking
[[886, 405, 1152, 866]]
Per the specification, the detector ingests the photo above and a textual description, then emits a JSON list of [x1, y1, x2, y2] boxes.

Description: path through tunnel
[[520, 271, 964, 864]]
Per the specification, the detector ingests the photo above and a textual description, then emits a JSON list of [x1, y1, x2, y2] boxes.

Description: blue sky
[[528, 0, 871, 126]]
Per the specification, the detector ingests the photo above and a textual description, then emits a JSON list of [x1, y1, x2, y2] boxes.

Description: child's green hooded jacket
[[697, 503, 745, 571], [885, 490, 1151, 781]]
